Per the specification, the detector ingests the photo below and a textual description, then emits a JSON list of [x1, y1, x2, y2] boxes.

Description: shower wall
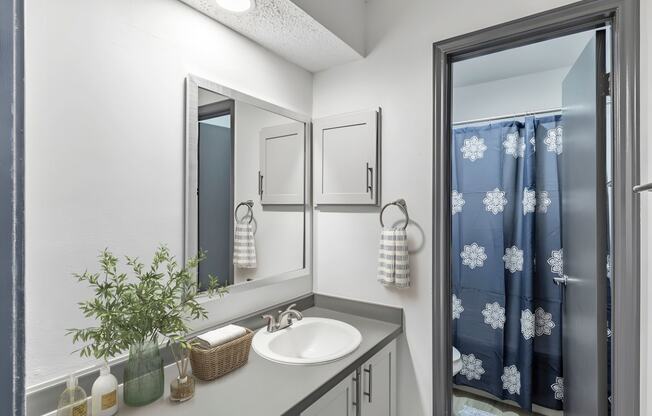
[[452, 68, 568, 123]]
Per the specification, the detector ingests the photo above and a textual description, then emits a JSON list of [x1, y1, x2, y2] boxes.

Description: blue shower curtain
[[451, 115, 564, 411]]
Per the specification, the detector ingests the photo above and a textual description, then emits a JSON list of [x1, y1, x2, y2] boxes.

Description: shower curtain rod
[[452, 107, 562, 126]]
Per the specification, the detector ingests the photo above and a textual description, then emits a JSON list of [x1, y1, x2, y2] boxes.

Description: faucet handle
[[262, 314, 277, 332], [284, 303, 303, 321]]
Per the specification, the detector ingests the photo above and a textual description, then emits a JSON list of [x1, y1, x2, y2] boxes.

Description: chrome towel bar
[[380, 199, 409, 230], [633, 182, 652, 193]]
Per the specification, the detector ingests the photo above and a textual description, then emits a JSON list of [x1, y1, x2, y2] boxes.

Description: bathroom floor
[[453, 389, 549, 416]]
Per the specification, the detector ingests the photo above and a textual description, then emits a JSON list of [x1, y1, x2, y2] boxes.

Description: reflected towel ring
[[380, 199, 409, 230], [235, 200, 254, 224]]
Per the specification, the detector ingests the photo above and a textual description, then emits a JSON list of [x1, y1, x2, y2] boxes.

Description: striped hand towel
[[377, 227, 410, 288], [233, 222, 257, 269]]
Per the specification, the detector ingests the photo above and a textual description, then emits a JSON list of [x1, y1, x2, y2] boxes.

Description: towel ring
[[234, 200, 254, 224], [380, 199, 409, 230]]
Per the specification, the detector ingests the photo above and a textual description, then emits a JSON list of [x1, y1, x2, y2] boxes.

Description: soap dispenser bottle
[[57, 374, 88, 416], [91, 363, 118, 416]]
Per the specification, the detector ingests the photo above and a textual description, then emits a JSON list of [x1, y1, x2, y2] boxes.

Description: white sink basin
[[252, 317, 362, 365]]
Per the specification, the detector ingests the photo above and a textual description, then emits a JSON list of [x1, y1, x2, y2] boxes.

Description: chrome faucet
[[262, 303, 303, 333]]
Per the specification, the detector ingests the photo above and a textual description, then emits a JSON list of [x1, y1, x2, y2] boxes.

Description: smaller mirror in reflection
[[190, 86, 306, 290]]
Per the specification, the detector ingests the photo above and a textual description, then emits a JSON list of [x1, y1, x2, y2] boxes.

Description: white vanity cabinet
[[313, 109, 380, 206], [301, 372, 357, 416], [359, 340, 396, 416], [302, 340, 397, 416]]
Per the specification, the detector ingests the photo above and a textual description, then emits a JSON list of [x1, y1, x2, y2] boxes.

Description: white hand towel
[[234, 221, 257, 269], [196, 324, 247, 349], [377, 227, 410, 288]]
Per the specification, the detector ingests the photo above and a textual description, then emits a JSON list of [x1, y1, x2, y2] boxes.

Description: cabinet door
[[360, 340, 396, 416], [259, 122, 305, 205], [301, 372, 357, 416], [313, 109, 379, 205]]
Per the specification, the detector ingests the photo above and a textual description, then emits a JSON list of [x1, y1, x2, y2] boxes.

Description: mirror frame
[[184, 74, 313, 295]]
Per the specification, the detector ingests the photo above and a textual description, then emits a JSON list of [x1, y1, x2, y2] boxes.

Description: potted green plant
[[68, 245, 226, 406]]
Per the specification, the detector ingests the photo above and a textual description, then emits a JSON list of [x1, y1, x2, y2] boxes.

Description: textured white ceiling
[[178, 0, 363, 72]]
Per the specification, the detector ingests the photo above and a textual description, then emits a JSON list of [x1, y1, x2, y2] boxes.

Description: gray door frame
[[0, 0, 25, 415], [432, 1, 640, 415]]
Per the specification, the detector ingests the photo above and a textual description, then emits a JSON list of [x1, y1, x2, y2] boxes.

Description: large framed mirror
[[185, 75, 311, 293]]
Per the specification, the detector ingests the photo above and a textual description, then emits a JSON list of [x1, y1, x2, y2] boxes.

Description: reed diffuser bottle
[[169, 342, 195, 402]]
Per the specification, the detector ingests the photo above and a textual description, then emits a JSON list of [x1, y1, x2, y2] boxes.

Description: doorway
[[449, 28, 610, 416], [197, 94, 235, 288], [432, 1, 639, 416]]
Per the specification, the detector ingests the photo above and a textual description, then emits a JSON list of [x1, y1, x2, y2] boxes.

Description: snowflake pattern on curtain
[[503, 246, 524, 273], [501, 365, 522, 395], [460, 354, 486, 381], [536, 191, 552, 213], [483, 188, 508, 214], [461, 243, 488, 269], [551, 377, 564, 401], [452, 191, 466, 215], [520, 309, 536, 340], [482, 302, 506, 329], [461, 136, 488, 161], [453, 294, 464, 319]]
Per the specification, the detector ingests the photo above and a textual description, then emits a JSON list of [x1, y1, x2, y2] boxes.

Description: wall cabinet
[[259, 122, 305, 205], [313, 109, 380, 206], [302, 340, 396, 416]]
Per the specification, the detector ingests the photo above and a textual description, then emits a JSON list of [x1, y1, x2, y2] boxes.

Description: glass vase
[[123, 340, 164, 406]]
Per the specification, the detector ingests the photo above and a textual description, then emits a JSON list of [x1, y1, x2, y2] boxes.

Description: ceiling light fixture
[[215, 0, 254, 13]]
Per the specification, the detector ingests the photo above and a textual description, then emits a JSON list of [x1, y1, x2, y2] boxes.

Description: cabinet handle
[[352, 372, 359, 409], [366, 163, 373, 195], [363, 364, 373, 403], [258, 171, 264, 196]]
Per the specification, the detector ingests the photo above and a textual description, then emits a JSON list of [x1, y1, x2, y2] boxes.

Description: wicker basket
[[189, 328, 254, 381]]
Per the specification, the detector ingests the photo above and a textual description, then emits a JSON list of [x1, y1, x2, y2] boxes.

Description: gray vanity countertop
[[102, 307, 400, 416]]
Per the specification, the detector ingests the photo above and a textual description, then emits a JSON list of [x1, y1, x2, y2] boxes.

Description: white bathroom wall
[[311, 0, 584, 414], [24, 0, 313, 387], [233, 101, 305, 284], [452, 67, 569, 123]]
